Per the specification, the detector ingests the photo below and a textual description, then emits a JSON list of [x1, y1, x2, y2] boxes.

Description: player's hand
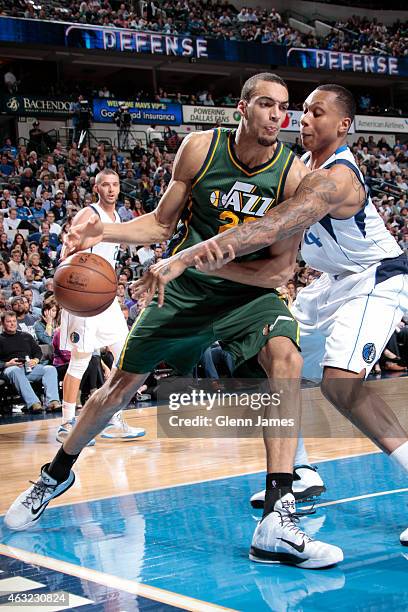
[[132, 256, 187, 307], [61, 214, 104, 259], [193, 241, 235, 273]]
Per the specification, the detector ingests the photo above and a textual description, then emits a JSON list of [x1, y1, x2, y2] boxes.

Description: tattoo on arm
[[180, 170, 339, 266]]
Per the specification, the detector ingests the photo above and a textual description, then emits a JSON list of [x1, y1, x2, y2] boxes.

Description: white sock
[[294, 434, 310, 467], [62, 401, 76, 423], [390, 441, 408, 472]]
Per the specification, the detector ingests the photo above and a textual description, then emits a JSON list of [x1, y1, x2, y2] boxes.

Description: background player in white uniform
[[58, 168, 145, 442], [142, 84, 408, 547]]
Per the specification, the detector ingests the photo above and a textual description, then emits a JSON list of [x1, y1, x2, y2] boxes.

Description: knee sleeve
[[67, 352, 92, 380]]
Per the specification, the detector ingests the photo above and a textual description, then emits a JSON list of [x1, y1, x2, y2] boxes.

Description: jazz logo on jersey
[[210, 181, 274, 217]]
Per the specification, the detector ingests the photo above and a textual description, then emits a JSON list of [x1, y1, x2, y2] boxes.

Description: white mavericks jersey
[[87, 203, 121, 267], [300, 144, 401, 275]]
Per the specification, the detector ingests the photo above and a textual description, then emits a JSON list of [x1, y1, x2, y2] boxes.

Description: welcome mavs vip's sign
[[0, 17, 286, 66], [287, 47, 407, 77], [93, 99, 182, 125], [1, 95, 72, 118]]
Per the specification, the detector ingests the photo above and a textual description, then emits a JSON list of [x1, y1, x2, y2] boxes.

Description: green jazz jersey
[[167, 127, 295, 289]]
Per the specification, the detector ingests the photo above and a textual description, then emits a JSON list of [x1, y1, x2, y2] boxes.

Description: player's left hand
[[193, 241, 235, 273], [132, 255, 187, 307]]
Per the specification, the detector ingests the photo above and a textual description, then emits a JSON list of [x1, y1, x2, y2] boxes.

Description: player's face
[[300, 90, 347, 152], [238, 81, 289, 147], [95, 175, 120, 205]]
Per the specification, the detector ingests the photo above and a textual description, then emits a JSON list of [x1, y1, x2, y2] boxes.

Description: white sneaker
[[250, 465, 326, 509], [100, 411, 146, 440], [56, 418, 96, 446], [400, 528, 408, 545], [249, 493, 343, 569], [4, 464, 75, 531]]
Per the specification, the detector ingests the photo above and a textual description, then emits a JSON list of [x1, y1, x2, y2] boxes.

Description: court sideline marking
[[0, 544, 235, 612], [0, 449, 381, 514]]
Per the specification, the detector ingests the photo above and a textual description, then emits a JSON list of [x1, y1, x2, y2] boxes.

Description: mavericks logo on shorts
[[70, 331, 80, 344], [362, 342, 376, 364]]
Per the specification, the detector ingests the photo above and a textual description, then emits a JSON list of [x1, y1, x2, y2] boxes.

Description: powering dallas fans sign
[[183, 106, 304, 131]]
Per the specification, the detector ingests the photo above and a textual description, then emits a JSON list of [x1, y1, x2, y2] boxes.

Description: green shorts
[[118, 273, 299, 375]]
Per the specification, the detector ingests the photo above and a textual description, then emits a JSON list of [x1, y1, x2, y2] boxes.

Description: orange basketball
[[53, 252, 118, 317]]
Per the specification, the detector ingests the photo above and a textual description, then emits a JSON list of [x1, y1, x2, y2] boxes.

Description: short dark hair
[[240, 72, 288, 102], [316, 84, 356, 122], [1, 310, 16, 324]]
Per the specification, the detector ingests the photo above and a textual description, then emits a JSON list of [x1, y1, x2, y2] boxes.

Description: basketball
[[53, 252, 118, 317]]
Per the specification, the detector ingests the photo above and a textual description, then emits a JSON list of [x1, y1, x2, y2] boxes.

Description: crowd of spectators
[[0, 123, 407, 411], [0, 0, 407, 58]]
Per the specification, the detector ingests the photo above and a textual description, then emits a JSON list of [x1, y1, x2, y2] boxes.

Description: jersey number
[[304, 231, 323, 248], [218, 212, 257, 234]]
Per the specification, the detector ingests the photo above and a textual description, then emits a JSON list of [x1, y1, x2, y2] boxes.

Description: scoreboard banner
[[0, 17, 286, 65], [287, 47, 408, 77]]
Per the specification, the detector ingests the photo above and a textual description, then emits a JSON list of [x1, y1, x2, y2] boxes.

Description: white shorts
[[60, 298, 128, 354], [292, 254, 408, 379]]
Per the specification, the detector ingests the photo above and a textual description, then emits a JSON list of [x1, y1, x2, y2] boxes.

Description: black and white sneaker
[[249, 493, 343, 569], [400, 528, 408, 546], [4, 464, 75, 531], [250, 465, 326, 509]]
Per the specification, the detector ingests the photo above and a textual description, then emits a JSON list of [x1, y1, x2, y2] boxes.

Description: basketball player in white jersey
[[58, 168, 145, 442], [148, 84, 408, 548]]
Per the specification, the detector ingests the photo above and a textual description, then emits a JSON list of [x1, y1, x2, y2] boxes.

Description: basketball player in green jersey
[[6, 73, 343, 569]]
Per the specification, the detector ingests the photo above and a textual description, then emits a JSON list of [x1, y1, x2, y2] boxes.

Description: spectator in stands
[[4, 69, 17, 94], [26, 252, 45, 281], [30, 198, 46, 227], [34, 302, 58, 346], [10, 281, 24, 298], [50, 196, 67, 224], [36, 174, 56, 199], [0, 311, 60, 413], [133, 199, 146, 217], [11, 294, 38, 330], [0, 260, 13, 288], [8, 250, 25, 279], [11, 233, 28, 259], [136, 243, 154, 266], [23, 287, 41, 318], [45, 210, 62, 237], [146, 125, 163, 146], [118, 197, 134, 222], [0, 154, 14, 179]]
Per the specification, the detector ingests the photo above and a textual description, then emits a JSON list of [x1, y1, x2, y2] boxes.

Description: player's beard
[[257, 135, 278, 147]]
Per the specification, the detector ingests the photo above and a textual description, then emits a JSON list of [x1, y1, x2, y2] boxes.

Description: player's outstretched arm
[[62, 132, 213, 257], [181, 167, 347, 263], [136, 165, 359, 304]]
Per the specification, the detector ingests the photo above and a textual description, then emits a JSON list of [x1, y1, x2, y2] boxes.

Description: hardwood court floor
[[3, 377, 405, 515]]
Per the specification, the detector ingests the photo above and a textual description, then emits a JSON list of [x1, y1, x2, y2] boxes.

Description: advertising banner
[[355, 115, 408, 133], [0, 17, 286, 65], [182, 105, 241, 125], [92, 98, 182, 125], [1, 95, 72, 117], [287, 47, 408, 77]]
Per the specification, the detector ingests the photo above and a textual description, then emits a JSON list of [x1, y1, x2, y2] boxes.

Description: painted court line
[[1, 450, 380, 515], [0, 545, 235, 612], [314, 487, 408, 509]]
